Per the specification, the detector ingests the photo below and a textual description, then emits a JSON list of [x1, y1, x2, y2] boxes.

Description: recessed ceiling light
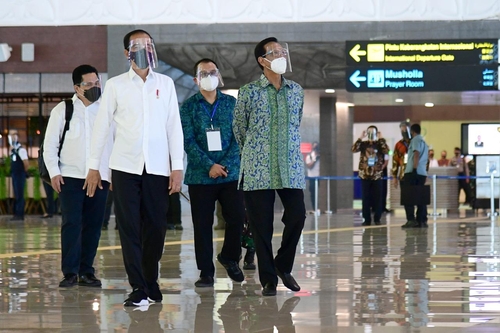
[[325, 89, 335, 94], [395, 98, 404, 103], [425, 102, 434, 107]]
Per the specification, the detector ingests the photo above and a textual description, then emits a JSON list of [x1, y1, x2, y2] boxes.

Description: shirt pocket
[[65, 122, 81, 140]]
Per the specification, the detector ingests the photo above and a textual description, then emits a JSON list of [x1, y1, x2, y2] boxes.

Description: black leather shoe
[[262, 282, 277, 296], [217, 254, 244, 282], [195, 276, 214, 288], [401, 220, 419, 228], [78, 274, 102, 287], [59, 274, 78, 288], [276, 269, 300, 292], [362, 222, 371, 226]]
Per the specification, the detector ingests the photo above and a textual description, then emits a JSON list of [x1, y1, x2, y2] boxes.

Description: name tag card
[[206, 128, 222, 151]]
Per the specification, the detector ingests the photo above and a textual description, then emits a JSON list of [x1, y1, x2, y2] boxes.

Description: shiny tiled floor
[[1, 209, 500, 332]]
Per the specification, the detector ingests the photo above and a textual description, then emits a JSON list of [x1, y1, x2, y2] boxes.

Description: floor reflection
[[1, 213, 500, 331]]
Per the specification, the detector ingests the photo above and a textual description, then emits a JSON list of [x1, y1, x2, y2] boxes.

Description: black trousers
[[402, 173, 428, 223], [112, 169, 169, 293], [188, 181, 244, 277], [360, 179, 383, 223], [102, 190, 114, 227], [167, 192, 182, 226], [12, 172, 26, 217], [458, 172, 472, 203], [308, 179, 319, 209], [244, 189, 306, 287], [43, 181, 56, 215], [59, 177, 109, 276]]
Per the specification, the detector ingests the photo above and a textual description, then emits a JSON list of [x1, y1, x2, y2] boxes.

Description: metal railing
[[306, 174, 500, 221]]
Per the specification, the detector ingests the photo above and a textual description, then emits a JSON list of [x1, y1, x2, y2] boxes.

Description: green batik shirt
[[233, 74, 306, 191]]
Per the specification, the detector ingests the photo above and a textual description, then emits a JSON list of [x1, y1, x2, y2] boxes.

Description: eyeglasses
[[197, 69, 219, 79], [262, 48, 288, 58], [79, 79, 101, 88]]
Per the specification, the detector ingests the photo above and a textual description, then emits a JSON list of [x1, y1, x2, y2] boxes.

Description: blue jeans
[[59, 177, 109, 276]]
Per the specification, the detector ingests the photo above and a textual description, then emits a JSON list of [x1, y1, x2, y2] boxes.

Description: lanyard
[[201, 100, 219, 129]]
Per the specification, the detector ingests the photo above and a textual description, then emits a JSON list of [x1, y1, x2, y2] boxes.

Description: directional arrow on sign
[[349, 44, 367, 62], [349, 70, 366, 88]]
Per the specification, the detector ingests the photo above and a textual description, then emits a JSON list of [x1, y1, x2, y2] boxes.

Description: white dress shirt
[[89, 67, 184, 176], [43, 95, 113, 181]]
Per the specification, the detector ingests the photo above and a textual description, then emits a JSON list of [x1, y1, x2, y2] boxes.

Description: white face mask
[[199, 75, 219, 92], [266, 57, 287, 74]]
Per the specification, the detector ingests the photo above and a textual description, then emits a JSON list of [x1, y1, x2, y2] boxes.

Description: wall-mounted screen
[[461, 123, 500, 155], [474, 155, 500, 199]]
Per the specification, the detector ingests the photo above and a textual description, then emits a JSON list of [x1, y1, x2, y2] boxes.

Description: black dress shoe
[[276, 269, 300, 291], [217, 254, 244, 282], [262, 282, 277, 296], [195, 276, 214, 288], [362, 222, 371, 226], [78, 273, 102, 287], [59, 274, 78, 288]]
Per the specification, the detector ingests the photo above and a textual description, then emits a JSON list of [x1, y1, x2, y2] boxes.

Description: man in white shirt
[[9, 131, 29, 221], [43, 64, 112, 288], [85, 29, 184, 307]]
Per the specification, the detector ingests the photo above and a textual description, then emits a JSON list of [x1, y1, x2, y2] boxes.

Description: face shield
[[128, 38, 158, 69], [367, 127, 378, 141], [196, 68, 224, 92], [262, 43, 292, 74], [400, 123, 412, 140]]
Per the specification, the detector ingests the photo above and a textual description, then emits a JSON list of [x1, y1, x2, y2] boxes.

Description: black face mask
[[130, 49, 150, 69], [401, 131, 410, 140], [83, 86, 101, 103]]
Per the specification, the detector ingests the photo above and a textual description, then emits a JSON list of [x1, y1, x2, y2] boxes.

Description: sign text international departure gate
[[346, 39, 499, 92]]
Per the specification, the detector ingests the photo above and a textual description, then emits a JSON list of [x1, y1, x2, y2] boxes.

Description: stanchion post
[[432, 174, 437, 218], [314, 178, 319, 216], [490, 173, 495, 222], [325, 179, 332, 214], [428, 174, 441, 218]]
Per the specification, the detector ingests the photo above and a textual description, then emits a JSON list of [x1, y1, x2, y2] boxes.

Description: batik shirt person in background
[[352, 126, 389, 225]]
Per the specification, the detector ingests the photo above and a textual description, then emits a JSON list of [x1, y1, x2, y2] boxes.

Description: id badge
[[404, 153, 408, 164], [206, 128, 222, 151], [367, 156, 376, 167]]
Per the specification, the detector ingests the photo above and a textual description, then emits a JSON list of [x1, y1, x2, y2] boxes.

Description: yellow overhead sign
[[346, 40, 498, 65]]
